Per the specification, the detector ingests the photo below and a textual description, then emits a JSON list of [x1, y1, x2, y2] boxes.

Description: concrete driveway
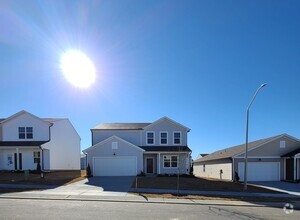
[[251, 181, 300, 196], [21, 176, 137, 197]]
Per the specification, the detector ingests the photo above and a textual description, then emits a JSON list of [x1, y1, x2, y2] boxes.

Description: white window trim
[[19, 126, 33, 140], [163, 155, 178, 168], [112, 142, 118, 149], [280, 140, 286, 149], [160, 131, 168, 145], [33, 151, 40, 164], [146, 131, 155, 145], [173, 131, 181, 145]]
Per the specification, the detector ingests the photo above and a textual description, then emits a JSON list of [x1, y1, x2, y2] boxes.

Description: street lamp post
[[244, 83, 267, 191]]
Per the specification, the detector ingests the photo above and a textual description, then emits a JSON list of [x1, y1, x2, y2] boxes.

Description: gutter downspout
[[83, 152, 88, 170], [39, 123, 53, 178]]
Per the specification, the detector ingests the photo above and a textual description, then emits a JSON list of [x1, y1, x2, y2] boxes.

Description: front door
[[146, 158, 154, 174], [14, 153, 22, 170], [286, 158, 294, 180]]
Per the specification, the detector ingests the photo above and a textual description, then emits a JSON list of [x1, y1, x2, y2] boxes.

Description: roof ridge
[[194, 134, 286, 163]]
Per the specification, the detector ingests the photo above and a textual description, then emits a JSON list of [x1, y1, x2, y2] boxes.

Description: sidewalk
[[0, 183, 299, 209], [1, 190, 300, 209]]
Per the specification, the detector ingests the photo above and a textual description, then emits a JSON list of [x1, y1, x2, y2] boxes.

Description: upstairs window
[[146, 132, 154, 145], [160, 132, 168, 145], [173, 132, 181, 145], [26, 127, 33, 139], [18, 127, 33, 139], [18, 127, 25, 139]]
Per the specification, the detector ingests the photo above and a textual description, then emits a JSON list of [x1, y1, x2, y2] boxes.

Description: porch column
[[294, 157, 297, 182], [158, 153, 161, 174], [16, 147, 19, 170], [297, 158, 299, 180]]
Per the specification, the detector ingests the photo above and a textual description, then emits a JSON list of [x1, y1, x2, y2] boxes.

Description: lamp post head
[[260, 83, 267, 88]]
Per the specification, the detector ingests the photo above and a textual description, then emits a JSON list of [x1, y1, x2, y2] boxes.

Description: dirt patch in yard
[[133, 193, 300, 203], [0, 170, 86, 186], [133, 176, 282, 194]]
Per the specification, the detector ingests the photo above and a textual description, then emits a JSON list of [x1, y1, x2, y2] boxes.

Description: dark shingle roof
[[140, 146, 191, 152], [193, 135, 282, 163], [0, 141, 49, 146], [92, 123, 151, 130]]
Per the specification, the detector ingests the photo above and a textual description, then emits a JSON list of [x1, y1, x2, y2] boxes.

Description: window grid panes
[[174, 132, 181, 144], [163, 155, 178, 168], [18, 127, 25, 139], [147, 132, 154, 144], [33, 151, 40, 164], [26, 127, 33, 139], [160, 132, 167, 144]]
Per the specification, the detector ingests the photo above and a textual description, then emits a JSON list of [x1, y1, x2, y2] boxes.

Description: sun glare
[[60, 50, 96, 88]]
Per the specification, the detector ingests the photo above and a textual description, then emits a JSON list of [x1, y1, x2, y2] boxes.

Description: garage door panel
[[238, 162, 280, 181], [93, 157, 137, 176]]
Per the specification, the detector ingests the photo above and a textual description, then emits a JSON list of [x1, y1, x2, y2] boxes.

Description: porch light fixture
[[244, 83, 267, 191]]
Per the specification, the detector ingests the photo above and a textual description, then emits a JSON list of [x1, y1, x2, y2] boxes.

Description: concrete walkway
[[250, 181, 300, 196]]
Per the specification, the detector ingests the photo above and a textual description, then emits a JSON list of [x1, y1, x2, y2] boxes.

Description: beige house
[[193, 134, 300, 182]]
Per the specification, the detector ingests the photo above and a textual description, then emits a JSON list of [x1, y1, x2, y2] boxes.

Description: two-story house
[[0, 110, 81, 171], [83, 117, 192, 176]]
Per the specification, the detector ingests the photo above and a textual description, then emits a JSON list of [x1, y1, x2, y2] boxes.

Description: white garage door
[[238, 162, 280, 181], [93, 157, 137, 176]]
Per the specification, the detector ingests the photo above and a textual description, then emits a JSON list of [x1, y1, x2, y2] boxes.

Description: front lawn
[[0, 170, 86, 186], [133, 176, 281, 194]]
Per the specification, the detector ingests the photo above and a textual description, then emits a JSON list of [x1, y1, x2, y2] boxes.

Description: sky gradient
[[1, 0, 300, 158]]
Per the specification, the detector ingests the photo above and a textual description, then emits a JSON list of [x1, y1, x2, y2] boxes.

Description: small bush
[[36, 163, 41, 174], [137, 171, 145, 176]]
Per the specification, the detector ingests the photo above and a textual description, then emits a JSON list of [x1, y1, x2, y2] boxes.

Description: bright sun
[[60, 50, 96, 88]]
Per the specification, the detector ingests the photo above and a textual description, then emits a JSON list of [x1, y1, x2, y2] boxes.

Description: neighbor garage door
[[93, 157, 137, 176], [238, 162, 280, 181]]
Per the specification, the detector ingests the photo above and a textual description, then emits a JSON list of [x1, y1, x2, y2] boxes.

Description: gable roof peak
[[144, 116, 191, 132], [0, 110, 51, 125]]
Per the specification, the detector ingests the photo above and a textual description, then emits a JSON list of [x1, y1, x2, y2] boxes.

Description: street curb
[[0, 195, 298, 209], [129, 188, 300, 198]]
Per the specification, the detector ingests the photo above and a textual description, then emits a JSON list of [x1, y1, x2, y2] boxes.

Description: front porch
[[0, 141, 49, 171], [141, 147, 191, 175], [283, 149, 300, 182]]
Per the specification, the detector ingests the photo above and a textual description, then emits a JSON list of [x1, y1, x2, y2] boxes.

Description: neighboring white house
[[0, 110, 81, 171], [83, 117, 192, 176], [193, 134, 300, 182]]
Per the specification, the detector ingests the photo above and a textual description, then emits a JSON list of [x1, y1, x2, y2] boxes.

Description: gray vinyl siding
[[92, 130, 141, 146], [238, 137, 300, 157], [86, 138, 143, 176], [142, 120, 187, 146]]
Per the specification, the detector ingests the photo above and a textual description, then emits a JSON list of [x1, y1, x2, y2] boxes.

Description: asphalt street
[[0, 198, 299, 220]]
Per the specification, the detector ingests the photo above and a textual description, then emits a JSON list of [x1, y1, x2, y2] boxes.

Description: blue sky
[[1, 0, 300, 158]]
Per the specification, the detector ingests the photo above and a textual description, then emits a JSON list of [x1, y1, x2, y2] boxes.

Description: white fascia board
[[83, 135, 145, 153], [143, 116, 190, 132], [0, 110, 52, 126], [234, 156, 281, 159], [143, 151, 189, 154]]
